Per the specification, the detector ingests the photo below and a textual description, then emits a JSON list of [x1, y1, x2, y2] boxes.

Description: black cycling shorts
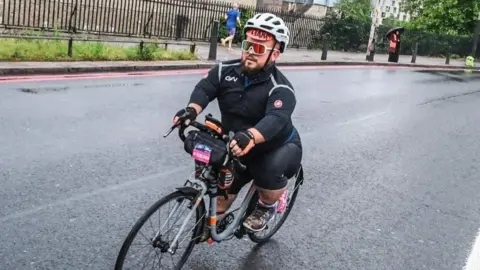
[[228, 134, 303, 194]]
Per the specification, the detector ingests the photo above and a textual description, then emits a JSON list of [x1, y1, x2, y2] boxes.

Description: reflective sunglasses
[[241, 40, 278, 55]]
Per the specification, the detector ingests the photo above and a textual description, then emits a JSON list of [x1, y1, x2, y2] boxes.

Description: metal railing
[[0, 0, 324, 48], [0, 0, 474, 57]]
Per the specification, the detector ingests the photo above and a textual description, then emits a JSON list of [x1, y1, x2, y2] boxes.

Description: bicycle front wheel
[[115, 190, 206, 270]]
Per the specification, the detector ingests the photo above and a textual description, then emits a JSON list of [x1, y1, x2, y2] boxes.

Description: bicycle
[[114, 113, 304, 269]]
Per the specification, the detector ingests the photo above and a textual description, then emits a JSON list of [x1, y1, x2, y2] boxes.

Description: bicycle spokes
[[119, 195, 201, 269]]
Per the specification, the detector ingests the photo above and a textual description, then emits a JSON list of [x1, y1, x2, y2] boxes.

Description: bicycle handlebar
[[163, 119, 247, 171]]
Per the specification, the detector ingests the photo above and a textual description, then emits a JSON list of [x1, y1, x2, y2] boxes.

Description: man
[[221, 3, 241, 51], [172, 13, 302, 234]]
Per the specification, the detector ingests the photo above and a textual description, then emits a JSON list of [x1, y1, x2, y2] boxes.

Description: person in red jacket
[[388, 30, 400, 62]]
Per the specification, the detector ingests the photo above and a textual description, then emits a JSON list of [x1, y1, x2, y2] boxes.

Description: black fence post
[[190, 43, 196, 54], [68, 38, 73, 57], [321, 33, 329, 60], [139, 41, 144, 54], [208, 20, 219, 61], [445, 45, 451, 64], [321, 41, 328, 60], [411, 41, 418, 63]]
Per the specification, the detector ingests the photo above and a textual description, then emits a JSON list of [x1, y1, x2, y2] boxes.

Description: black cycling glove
[[232, 130, 255, 151], [174, 106, 198, 124]]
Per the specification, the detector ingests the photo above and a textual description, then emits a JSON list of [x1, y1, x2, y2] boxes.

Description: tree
[[400, 0, 480, 35], [381, 15, 408, 27], [335, 0, 373, 23], [319, 1, 373, 52]]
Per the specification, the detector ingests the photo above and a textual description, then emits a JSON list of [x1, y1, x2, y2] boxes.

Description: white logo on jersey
[[225, 76, 238, 82]]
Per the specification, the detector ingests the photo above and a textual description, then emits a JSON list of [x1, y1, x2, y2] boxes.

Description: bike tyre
[[247, 166, 304, 244], [114, 190, 206, 270]]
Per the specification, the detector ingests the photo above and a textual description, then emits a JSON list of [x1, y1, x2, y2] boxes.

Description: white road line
[[336, 111, 388, 126], [464, 228, 480, 270], [0, 165, 190, 223], [296, 111, 389, 141]]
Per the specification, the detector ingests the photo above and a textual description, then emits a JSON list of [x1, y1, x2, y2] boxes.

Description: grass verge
[[0, 38, 197, 61]]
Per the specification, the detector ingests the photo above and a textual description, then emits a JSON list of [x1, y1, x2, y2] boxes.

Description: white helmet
[[244, 13, 290, 53]]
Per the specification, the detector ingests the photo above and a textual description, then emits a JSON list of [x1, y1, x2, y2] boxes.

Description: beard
[[241, 57, 263, 76]]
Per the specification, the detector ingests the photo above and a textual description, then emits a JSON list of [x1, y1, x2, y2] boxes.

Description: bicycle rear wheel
[[247, 166, 304, 244], [115, 190, 206, 270]]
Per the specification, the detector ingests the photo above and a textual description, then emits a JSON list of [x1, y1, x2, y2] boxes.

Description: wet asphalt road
[[1, 67, 480, 270]]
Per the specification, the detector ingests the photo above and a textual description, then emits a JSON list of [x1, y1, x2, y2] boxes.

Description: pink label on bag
[[192, 144, 211, 164]]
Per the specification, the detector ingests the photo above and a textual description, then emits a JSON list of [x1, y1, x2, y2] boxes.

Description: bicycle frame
[[209, 179, 256, 241], [167, 169, 257, 254], [162, 117, 256, 254]]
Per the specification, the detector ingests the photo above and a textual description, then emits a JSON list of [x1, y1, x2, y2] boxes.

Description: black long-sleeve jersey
[[188, 58, 300, 154]]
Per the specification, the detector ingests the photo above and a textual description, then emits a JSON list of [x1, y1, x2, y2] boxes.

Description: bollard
[[190, 43, 196, 54], [366, 50, 375, 61], [139, 41, 144, 53], [465, 56, 475, 67], [411, 41, 418, 63], [321, 40, 328, 60], [208, 20, 219, 61], [445, 45, 451, 64], [366, 37, 376, 61], [68, 38, 73, 57]]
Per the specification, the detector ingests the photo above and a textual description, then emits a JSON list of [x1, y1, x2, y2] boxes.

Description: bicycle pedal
[[243, 224, 268, 233]]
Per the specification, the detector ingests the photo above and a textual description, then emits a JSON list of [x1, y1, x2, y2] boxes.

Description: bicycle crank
[[217, 213, 234, 234]]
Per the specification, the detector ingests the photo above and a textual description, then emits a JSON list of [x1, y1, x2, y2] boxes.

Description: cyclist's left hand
[[229, 130, 255, 156]]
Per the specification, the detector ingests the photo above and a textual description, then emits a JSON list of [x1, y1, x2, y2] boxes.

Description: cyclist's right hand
[[173, 106, 198, 126]]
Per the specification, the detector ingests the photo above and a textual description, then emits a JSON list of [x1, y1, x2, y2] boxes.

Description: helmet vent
[[260, 24, 273, 30]]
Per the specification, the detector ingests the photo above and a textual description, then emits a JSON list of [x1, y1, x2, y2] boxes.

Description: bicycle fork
[[166, 179, 208, 254]]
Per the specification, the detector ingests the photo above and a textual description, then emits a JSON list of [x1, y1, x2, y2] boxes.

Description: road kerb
[[0, 61, 476, 76]]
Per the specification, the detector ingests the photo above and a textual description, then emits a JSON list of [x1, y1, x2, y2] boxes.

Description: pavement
[[201, 43, 466, 66], [0, 41, 471, 76], [1, 66, 480, 269]]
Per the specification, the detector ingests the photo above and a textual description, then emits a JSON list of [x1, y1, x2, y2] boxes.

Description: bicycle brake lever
[[164, 111, 191, 138], [163, 124, 177, 138]]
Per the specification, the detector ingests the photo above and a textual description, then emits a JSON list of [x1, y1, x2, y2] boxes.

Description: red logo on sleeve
[[274, 100, 283, 108]]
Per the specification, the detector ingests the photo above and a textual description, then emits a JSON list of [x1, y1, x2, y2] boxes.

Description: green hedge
[[310, 17, 474, 58], [0, 38, 197, 61], [208, 4, 475, 59]]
